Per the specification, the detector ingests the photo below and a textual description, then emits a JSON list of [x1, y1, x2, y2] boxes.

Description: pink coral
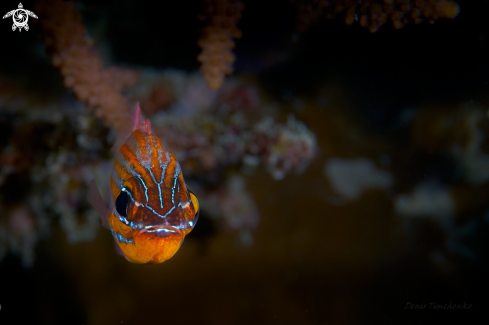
[[197, 0, 244, 90], [36, 0, 137, 134]]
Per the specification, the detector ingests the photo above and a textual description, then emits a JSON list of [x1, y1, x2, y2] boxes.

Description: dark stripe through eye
[[116, 190, 129, 217]]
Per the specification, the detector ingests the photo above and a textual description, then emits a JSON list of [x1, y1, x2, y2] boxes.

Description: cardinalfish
[[88, 103, 199, 264]]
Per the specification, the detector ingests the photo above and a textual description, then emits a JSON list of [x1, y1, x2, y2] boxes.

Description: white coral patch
[[395, 181, 454, 218], [324, 157, 393, 200]]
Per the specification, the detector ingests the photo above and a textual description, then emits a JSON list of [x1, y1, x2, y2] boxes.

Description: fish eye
[[116, 190, 129, 217]]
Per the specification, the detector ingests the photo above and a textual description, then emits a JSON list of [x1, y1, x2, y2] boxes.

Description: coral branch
[[292, 0, 460, 32], [197, 0, 244, 90], [36, 0, 137, 134]]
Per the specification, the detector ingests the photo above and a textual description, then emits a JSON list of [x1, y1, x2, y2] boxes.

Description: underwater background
[[1, 0, 488, 324]]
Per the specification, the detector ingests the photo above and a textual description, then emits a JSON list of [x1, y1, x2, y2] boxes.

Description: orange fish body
[[88, 104, 199, 264]]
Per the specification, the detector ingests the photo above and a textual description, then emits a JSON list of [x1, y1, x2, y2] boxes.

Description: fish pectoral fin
[[113, 241, 125, 257], [87, 179, 111, 229]]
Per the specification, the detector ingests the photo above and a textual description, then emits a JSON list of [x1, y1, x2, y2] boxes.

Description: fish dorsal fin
[[88, 180, 111, 229], [132, 102, 152, 135], [111, 102, 152, 152]]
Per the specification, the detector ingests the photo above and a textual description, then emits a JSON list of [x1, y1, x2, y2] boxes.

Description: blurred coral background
[[0, 0, 488, 324]]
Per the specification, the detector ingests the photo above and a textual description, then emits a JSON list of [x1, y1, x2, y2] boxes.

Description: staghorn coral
[[292, 0, 460, 32], [197, 0, 244, 90], [36, 0, 137, 134]]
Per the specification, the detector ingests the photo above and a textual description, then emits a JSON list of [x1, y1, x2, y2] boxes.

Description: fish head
[[109, 137, 199, 264]]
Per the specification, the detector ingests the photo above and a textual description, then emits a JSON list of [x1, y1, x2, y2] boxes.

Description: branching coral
[[36, 0, 137, 134], [292, 0, 460, 32], [197, 0, 244, 90]]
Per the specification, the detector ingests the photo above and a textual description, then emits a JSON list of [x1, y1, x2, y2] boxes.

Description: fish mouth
[[134, 226, 184, 264], [137, 226, 183, 239]]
